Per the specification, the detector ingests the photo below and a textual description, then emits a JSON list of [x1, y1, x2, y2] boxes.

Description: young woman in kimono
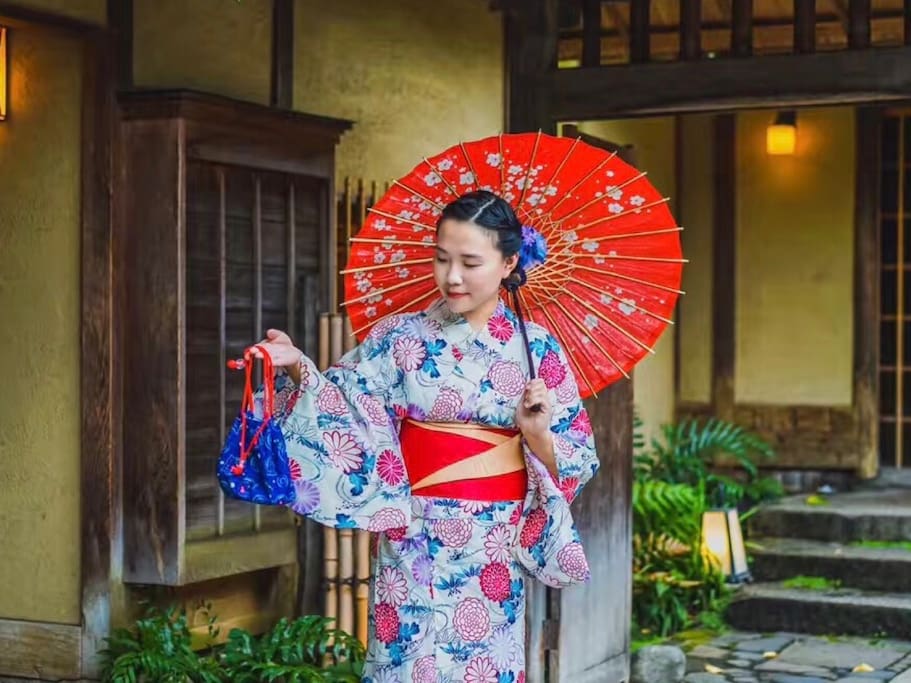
[[252, 190, 599, 683]]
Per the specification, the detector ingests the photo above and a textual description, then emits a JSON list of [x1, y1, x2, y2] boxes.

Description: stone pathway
[[677, 630, 911, 682]]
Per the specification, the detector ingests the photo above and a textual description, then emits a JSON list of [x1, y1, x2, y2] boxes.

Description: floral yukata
[[273, 299, 599, 683]]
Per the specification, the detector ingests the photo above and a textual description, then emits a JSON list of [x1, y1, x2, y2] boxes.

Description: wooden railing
[[554, 0, 909, 67]]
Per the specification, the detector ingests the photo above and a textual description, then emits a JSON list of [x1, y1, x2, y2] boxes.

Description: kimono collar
[[426, 297, 511, 332]]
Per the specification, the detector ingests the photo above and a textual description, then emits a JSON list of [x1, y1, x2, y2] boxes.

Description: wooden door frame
[[0, 4, 116, 680]]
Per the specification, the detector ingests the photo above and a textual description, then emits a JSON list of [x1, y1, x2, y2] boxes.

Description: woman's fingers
[[266, 328, 291, 343]]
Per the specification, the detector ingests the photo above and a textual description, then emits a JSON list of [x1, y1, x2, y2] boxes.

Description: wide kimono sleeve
[[513, 331, 600, 588], [267, 323, 412, 532]]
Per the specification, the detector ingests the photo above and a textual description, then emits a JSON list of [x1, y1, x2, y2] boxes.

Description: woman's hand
[[251, 329, 304, 384], [515, 379, 552, 438], [516, 379, 558, 477]]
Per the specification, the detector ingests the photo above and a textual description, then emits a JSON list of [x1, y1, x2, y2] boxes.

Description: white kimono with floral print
[[272, 299, 599, 683]]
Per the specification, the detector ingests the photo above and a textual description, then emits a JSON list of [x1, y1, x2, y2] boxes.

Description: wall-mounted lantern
[[767, 110, 797, 156], [0, 26, 7, 121]]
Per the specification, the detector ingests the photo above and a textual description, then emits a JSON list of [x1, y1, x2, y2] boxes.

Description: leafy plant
[[634, 417, 781, 509], [221, 616, 364, 683], [631, 480, 728, 637], [99, 606, 364, 683], [99, 604, 222, 683]]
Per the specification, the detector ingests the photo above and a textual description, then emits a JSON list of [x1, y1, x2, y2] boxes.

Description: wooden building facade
[[2, 0, 909, 681]]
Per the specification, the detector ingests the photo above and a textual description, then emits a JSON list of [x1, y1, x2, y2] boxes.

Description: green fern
[[221, 616, 364, 683], [98, 605, 222, 683], [633, 416, 778, 508], [99, 607, 364, 683]]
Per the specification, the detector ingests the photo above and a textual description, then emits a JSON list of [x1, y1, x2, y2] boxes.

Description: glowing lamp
[[0, 26, 6, 121], [702, 507, 751, 583], [767, 111, 797, 155]]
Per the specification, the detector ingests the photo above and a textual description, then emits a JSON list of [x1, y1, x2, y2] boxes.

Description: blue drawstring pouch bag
[[217, 345, 296, 505]]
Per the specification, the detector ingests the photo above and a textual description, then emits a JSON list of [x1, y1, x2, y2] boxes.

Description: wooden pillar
[[630, 0, 651, 63], [107, 0, 133, 90], [505, 0, 559, 134], [680, 0, 701, 60], [582, 0, 602, 67], [712, 114, 736, 421], [794, 0, 816, 54], [271, 0, 294, 109], [80, 29, 117, 678], [855, 108, 882, 479], [848, 0, 871, 49], [905, 0, 911, 45], [731, 0, 753, 57]]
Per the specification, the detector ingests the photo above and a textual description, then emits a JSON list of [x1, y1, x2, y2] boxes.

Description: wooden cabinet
[[117, 90, 350, 585]]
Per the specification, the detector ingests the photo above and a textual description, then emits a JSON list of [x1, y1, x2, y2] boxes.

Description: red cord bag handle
[[230, 345, 275, 476]]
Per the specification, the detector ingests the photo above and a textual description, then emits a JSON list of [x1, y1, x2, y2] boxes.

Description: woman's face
[[434, 218, 518, 323]]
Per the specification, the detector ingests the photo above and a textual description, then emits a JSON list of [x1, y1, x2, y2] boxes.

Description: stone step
[[750, 489, 911, 543], [751, 537, 911, 592], [726, 582, 911, 639]]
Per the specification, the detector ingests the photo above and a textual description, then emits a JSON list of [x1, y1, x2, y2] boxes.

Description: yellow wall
[[576, 118, 678, 442], [3, 0, 105, 24], [133, 0, 272, 104], [677, 114, 714, 404], [0, 23, 82, 624], [735, 108, 855, 406], [293, 0, 504, 183]]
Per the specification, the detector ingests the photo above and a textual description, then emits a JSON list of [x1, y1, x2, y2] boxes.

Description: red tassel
[[231, 464, 245, 476]]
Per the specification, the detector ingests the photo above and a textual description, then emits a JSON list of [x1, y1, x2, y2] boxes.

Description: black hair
[[436, 190, 526, 289]]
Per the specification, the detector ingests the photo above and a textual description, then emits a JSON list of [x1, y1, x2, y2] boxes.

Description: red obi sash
[[399, 419, 527, 501]]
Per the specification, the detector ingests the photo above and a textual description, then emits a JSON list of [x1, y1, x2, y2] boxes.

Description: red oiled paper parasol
[[341, 132, 685, 397]]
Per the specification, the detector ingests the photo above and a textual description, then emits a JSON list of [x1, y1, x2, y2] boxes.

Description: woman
[[253, 190, 598, 682]]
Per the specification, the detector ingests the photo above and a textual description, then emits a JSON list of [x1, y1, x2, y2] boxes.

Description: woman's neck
[[462, 296, 500, 332]]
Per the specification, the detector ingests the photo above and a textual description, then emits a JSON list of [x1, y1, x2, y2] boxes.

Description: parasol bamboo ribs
[[393, 180, 445, 210], [340, 257, 434, 275], [342, 273, 435, 306], [367, 207, 437, 232]]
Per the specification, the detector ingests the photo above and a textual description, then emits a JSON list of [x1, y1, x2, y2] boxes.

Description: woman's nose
[[447, 267, 463, 285]]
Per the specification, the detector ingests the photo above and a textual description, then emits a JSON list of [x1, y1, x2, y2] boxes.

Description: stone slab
[[776, 642, 903, 670]]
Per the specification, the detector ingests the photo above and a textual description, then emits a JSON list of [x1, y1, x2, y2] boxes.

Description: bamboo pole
[[338, 528, 355, 635], [341, 315, 371, 644], [319, 314, 339, 628]]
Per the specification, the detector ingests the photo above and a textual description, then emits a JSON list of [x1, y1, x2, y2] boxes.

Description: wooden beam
[[505, 0, 559, 133], [0, 619, 81, 680], [546, 45, 911, 118], [582, 0, 602, 67], [848, 0, 872, 48], [711, 114, 736, 421], [731, 0, 753, 56], [0, 1, 100, 31], [854, 107, 882, 479], [795, 0, 816, 53], [271, 0, 294, 108], [680, 0, 702, 59], [630, 0, 651, 62], [107, 0, 133, 90], [80, 27, 117, 680]]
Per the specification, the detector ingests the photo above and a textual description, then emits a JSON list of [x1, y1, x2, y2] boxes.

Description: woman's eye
[[465, 263, 480, 269], [435, 256, 448, 264]]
